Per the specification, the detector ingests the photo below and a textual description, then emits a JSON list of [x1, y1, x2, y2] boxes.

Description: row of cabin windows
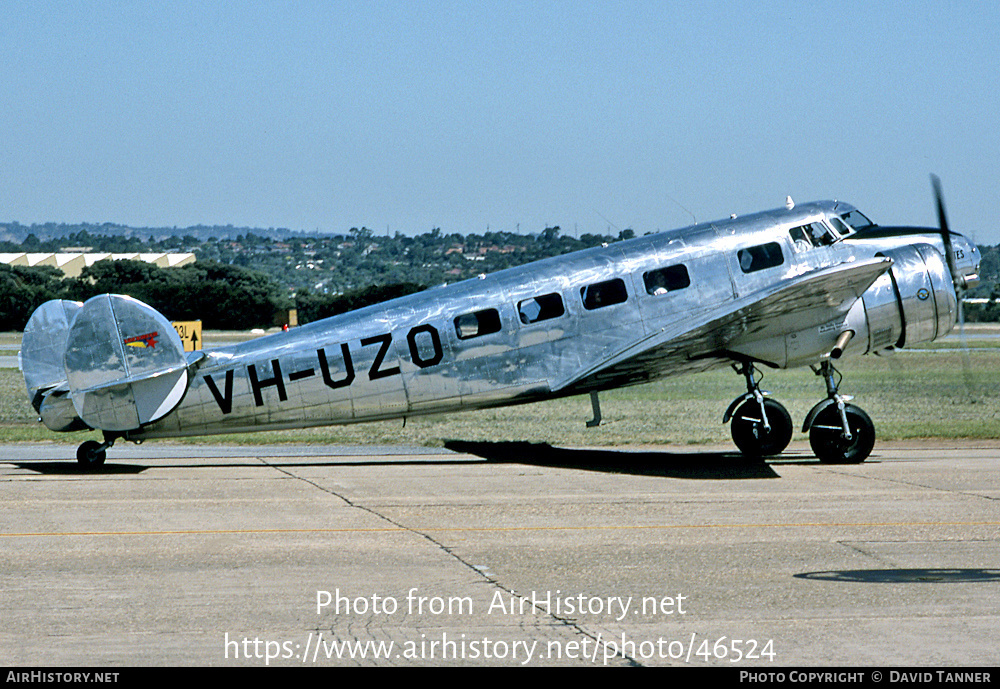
[[453, 266, 690, 340], [454, 241, 785, 339]]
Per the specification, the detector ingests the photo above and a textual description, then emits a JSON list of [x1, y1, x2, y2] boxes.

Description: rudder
[[64, 294, 190, 432]]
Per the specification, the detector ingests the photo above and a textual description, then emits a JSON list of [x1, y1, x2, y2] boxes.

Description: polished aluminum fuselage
[[126, 201, 977, 440]]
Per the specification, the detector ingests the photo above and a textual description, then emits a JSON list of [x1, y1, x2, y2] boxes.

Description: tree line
[[0, 259, 428, 331]]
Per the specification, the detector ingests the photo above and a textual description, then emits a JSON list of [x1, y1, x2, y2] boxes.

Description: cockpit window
[[827, 216, 853, 237], [839, 210, 875, 233], [790, 222, 836, 251]]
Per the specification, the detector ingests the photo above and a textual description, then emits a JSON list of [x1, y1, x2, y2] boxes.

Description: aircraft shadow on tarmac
[[796, 569, 1000, 583], [13, 441, 790, 478], [11, 458, 474, 475], [12, 462, 148, 475], [444, 440, 781, 479]]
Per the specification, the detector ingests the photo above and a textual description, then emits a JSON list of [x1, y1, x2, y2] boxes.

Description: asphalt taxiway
[[2, 440, 998, 667]]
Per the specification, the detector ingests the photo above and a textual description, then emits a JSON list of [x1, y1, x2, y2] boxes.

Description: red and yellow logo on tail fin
[[124, 332, 159, 349]]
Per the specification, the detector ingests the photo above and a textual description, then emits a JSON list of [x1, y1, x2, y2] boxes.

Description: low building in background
[[0, 252, 195, 278]]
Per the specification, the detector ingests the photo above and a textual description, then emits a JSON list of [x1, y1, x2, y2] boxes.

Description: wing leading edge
[[553, 257, 893, 394]]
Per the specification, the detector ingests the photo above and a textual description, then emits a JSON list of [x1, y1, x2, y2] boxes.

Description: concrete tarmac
[[2, 440, 998, 667]]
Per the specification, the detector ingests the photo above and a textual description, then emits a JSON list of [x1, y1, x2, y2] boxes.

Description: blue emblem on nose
[[916, 288, 930, 301]]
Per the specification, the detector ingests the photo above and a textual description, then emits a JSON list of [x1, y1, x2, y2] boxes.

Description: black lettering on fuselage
[[288, 367, 315, 382], [318, 344, 355, 389], [204, 324, 447, 415], [360, 333, 400, 380], [408, 323, 443, 368], [204, 369, 234, 414], [248, 359, 288, 406]]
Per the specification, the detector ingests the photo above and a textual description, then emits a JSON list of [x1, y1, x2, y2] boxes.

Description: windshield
[[838, 209, 876, 234]]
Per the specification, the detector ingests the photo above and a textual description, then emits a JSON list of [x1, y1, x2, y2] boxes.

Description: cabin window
[[737, 242, 784, 273], [581, 278, 628, 310], [518, 293, 565, 324], [643, 264, 690, 295], [454, 308, 502, 340]]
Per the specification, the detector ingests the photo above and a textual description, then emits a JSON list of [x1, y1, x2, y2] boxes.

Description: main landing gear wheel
[[76, 440, 107, 468], [808, 403, 875, 464], [726, 361, 792, 458], [731, 398, 793, 458], [804, 360, 876, 464]]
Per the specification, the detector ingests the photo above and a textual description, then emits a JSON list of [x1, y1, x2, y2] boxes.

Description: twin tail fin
[[22, 295, 190, 433]]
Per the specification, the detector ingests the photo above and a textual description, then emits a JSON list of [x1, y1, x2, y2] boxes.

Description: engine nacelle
[[861, 244, 957, 351]]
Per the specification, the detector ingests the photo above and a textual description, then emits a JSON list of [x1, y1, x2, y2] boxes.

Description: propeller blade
[[931, 174, 950, 234], [932, 175, 977, 401], [931, 174, 962, 293]]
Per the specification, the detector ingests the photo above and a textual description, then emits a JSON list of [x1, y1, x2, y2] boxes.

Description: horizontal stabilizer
[[64, 294, 190, 432]]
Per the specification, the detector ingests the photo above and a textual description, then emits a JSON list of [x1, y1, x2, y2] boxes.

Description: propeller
[[931, 174, 977, 402], [931, 174, 963, 294]]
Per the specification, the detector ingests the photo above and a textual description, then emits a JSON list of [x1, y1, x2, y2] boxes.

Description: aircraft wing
[[553, 256, 892, 393]]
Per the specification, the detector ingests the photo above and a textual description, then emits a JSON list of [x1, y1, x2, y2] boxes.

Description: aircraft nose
[[954, 234, 980, 290]]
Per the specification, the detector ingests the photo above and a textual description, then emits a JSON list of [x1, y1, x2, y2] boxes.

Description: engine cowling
[[861, 243, 957, 351]]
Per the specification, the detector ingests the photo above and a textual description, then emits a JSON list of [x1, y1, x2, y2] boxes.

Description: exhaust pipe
[[830, 330, 855, 359]]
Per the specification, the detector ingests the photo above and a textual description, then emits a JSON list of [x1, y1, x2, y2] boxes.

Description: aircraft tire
[[77, 440, 107, 468], [730, 398, 792, 458], [808, 404, 875, 464]]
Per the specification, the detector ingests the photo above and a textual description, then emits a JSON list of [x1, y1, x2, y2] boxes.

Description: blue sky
[[2, 1, 997, 241]]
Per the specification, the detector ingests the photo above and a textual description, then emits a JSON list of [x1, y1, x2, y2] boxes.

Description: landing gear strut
[[76, 434, 117, 468], [803, 360, 875, 464], [724, 362, 792, 458]]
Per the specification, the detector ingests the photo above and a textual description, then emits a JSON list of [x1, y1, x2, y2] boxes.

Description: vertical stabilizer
[[21, 299, 82, 405], [63, 294, 190, 432]]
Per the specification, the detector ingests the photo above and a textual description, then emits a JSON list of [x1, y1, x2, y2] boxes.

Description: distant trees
[[0, 265, 65, 330], [294, 282, 426, 324], [166, 262, 293, 330], [0, 257, 424, 330], [2, 260, 291, 331], [67, 260, 292, 330]]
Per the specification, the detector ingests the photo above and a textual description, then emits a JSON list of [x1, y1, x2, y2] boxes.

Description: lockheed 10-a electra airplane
[[20, 177, 979, 467]]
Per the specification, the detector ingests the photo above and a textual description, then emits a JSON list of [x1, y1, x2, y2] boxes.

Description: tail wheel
[[808, 404, 875, 464], [77, 440, 107, 468], [731, 398, 793, 457]]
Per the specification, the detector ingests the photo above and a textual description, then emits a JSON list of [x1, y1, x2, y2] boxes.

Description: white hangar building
[[0, 252, 195, 278]]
